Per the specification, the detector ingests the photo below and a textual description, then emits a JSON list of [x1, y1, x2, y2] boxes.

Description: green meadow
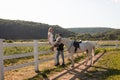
[[3, 41, 120, 80]]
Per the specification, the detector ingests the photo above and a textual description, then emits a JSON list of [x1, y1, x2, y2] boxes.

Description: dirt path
[[4, 53, 104, 80], [49, 53, 104, 80]]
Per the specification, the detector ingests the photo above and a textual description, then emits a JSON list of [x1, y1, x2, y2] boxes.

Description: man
[[54, 34, 65, 66]]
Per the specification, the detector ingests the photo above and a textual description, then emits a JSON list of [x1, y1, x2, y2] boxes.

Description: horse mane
[[62, 38, 71, 41]]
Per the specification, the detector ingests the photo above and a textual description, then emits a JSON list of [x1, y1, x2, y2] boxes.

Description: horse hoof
[[90, 64, 93, 67], [35, 70, 40, 73], [68, 58, 71, 61], [84, 64, 87, 66], [84, 63, 87, 66], [71, 65, 74, 68]]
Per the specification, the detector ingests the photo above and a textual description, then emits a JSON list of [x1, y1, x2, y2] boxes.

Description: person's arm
[[48, 32, 52, 45], [48, 33, 50, 41]]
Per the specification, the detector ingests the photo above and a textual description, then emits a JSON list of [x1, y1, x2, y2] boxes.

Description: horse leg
[[85, 50, 89, 66], [90, 50, 93, 66], [77, 52, 79, 57], [91, 46, 95, 65], [88, 48, 94, 66], [67, 52, 71, 61], [70, 53, 74, 67]]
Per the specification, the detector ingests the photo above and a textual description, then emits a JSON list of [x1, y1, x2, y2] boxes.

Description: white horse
[[60, 38, 96, 67]]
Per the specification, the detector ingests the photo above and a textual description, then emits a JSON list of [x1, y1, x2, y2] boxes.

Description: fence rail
[[0, 39, 55, 80], [0, 39, 120, 80]]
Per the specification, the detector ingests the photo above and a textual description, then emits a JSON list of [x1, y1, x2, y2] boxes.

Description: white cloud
[[113, 0, 120, 4]]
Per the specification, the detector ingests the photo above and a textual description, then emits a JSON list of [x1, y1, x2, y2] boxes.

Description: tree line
[[74, 29, 120, 40], [0, 18, 120, 41]]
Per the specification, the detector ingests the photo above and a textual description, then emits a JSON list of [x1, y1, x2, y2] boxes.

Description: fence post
[[115, 40, 118, 49], [34, 40, 39, 72], [0, 39, 4, 80]]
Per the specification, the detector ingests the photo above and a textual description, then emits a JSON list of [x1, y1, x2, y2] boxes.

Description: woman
[[48, 27, 55, 51], [48, 27, 54, 45]]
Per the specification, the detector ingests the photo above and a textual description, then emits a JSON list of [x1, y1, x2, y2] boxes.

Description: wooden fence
[[0, 39, 58, 80], [0, 39, 119, 80]]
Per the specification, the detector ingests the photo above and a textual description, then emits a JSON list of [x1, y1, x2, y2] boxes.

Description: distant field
[[97, 40, 120, 45]]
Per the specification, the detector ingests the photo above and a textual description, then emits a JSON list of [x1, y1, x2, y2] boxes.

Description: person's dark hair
[[59, 33, 62, 37]]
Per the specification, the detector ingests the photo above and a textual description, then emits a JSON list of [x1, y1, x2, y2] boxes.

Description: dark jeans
[[55, 50, 64, 65]]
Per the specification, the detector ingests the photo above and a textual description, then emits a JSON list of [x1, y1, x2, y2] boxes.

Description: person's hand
[[50, 46, 54, 51]]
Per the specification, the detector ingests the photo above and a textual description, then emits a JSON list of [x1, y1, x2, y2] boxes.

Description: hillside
[[75, 29, 120, 40], [0, 18, 119, 40], [67, 27, 113, 34], [0, 19, 75, 39], [93, 29, 120, 40]]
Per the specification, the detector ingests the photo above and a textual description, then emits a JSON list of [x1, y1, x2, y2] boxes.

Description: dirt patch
[[4, 53, 104, 80], [49, 53, 104, 80]]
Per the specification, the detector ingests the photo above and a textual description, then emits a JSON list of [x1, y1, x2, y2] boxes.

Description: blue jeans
[[55, 50, 64, 65]]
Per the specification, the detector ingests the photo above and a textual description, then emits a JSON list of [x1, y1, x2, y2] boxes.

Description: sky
[[0, 0, 120, 29]]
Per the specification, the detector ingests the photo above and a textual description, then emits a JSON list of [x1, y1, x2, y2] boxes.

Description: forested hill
[[0, 19, 74, 39], [67, 27, 113, 34], [93, 29, 120, 40]]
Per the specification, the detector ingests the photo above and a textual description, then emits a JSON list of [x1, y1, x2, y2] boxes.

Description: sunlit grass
[[86, 49, 120, 80], [4, 41, 120, 80]]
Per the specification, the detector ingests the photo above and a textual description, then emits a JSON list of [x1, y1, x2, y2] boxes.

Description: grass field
[[3, 41, 120, 80], [85, 49, 120, 80]]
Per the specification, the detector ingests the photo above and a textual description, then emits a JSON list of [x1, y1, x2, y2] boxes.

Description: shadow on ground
[[27, 52, 120, 80], [28, 71, 49, 80], [84, 66, 120, 80], [51, 52, 105, 80]]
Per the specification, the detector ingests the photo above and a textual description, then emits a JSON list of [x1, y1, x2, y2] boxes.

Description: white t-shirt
[[48, 32, 54, 45]]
